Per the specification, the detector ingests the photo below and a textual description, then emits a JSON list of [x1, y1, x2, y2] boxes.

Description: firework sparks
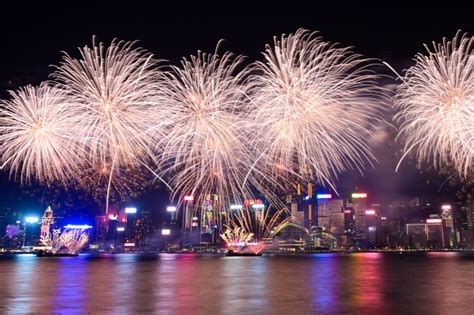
[[156, 46, 257, 217], [246, 29, 384, 193], [75, 162, 152, 207], [52, 38, 167, 212], [220, 226, 254, 245], [0, 83, 84, 184], [228, 204, 291, 241], [394, 32, 473, 177]]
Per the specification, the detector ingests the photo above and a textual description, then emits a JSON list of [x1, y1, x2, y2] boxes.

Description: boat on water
[[36, 251, 78, 257], [225, 250, 262, 257]]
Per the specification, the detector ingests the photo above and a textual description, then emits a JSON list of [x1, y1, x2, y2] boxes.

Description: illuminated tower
[[40, 206, 55, 238], [201, 194, 219, 243]]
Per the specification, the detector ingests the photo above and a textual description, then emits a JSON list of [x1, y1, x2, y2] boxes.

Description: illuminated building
[[40, 206, 55, 238], [201, 194, 219, 243], [350, 192, 368, 235], [94, 215, 107, 244], [407, 219, 445, 249], [287, 183, 317, 228], [125, 207, 138, 244], [107, 214, 119, 242], [182, 195, 195, 230], [441, 205, 455, 247], [136, 209, 154, 248], [317, 198, 343, 231]]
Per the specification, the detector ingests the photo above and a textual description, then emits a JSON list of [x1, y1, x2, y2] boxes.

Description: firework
[[75, 162, 152, 206], [40, 226, 91, 255], [52, 38, 167, 212], [228, 205, 291, 241], [0, 83, 84, 184], [394, 32, 473, 177], [220, 226, 254, 245], [246, 29, 384, 193], [156, 46, 258, 219]]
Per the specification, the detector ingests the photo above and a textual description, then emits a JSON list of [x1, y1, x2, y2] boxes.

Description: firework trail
[[52, 38, 169, 212], [155, 45, 259, 220], [394, 32, 473, 177], [0, 83, 84, 184], [228, 205, 290, 241], [245, 29, 384, 194]]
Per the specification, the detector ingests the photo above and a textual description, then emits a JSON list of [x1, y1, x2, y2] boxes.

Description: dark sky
[[0, 7, 472, 215]]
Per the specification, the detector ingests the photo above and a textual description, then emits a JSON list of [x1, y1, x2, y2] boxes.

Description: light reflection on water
[[0, 252, 473, 313]]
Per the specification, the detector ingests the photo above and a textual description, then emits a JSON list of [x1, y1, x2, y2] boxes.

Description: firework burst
[[228, 205, 291, 241], [246, 29, 384, 192], [52, 38, 167, 212], [156, 46, 257, 217], [0, 83, 84, 184], [394, 32, 473, 177], [52, 38, 162, 166]]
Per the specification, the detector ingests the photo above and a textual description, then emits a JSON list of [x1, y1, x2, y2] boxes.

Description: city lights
[[64, 224, 93, 229], [230, 204, 243, 210], [316, 194, 332, 199], [441, 205, 451, 210], [352, 193, 368, 199], [166, 206, 177, 212], [25, 216, 39, 224], [252, 204, 265, 209], [161, 229, 171, 236], [116, 227, 125, 232], [426, 218, 442, 224], [108, 215, 118, 220], [184, 195, 194, 201], [125, 207, 137, 214], [365, 210, 376, 215], [124, 243, 135, 247]]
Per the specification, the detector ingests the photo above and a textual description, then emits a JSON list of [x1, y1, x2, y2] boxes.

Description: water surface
[[1, 252, 473, 314]]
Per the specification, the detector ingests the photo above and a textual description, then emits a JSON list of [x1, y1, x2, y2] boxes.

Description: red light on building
[[243, 199, 263, 206], [365, 210, 376, 215], [426, 218, 442, 224], [184, 195, 194, 201]]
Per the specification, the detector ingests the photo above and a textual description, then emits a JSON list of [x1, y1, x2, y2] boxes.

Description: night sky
[[0, 6, 472, 217]]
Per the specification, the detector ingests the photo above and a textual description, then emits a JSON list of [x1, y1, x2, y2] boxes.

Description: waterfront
[[0, 252, 473, 313]]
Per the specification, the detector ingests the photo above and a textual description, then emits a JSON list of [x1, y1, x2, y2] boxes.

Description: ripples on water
[[0, 252, 473, 314]]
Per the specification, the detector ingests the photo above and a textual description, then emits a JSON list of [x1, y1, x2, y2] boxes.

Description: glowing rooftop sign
[[365, 210, 376, 215], [441, 205, 451, 210], [108, 215, 118, 220], [166, 206, 177, 212], [64, 224, 93, 229], [426, 218, 442, 224], [316, 194, 332, 199], [125, 207, 137, 214], [230, 204, 243, 210], [252, 204, 265, 209], [116, 227, 125, 232], [25, 217, 39, 223], [184, 195, 194, 201], [162, 229, 171, 236], [352, 193, 367, 199]]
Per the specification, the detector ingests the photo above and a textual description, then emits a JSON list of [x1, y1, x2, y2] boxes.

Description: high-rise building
[[40, 206, 55, 238], [136, 209, 154, 248], [407, 218, 446, 249], [317, 199, 343, 231]]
